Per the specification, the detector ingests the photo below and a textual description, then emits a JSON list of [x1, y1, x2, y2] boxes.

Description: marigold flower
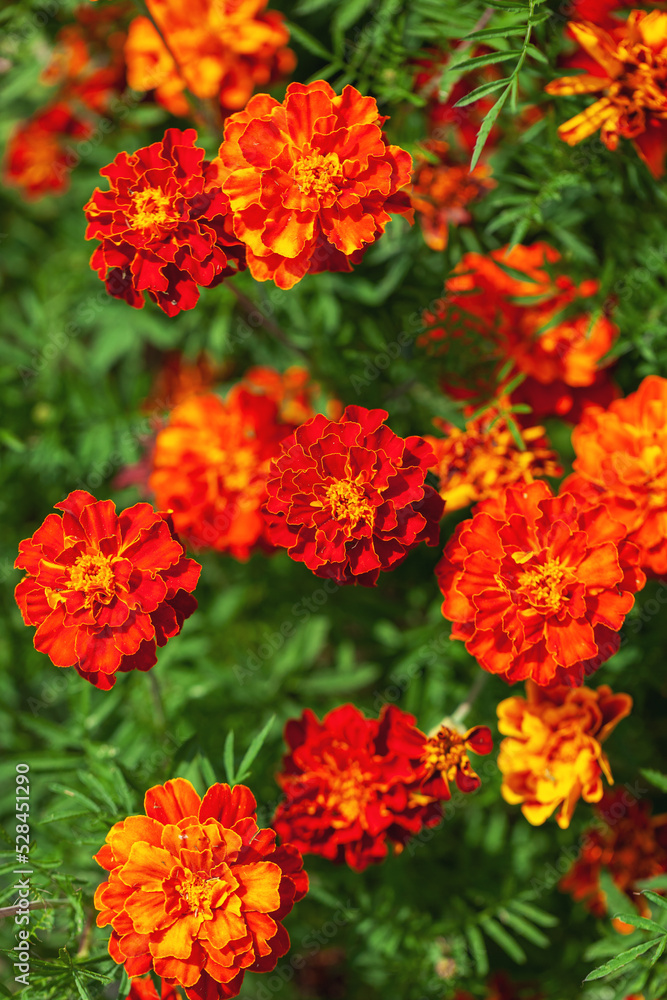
[[546, 11, 667, 177], [273, 705, 488, 870], [436, 480, 645, 686], [210, 81, 413, 289], [265, 405, 444, 586], [240, 365, 342, 425], [410, 140, 494, 252], [497, 681, 632, 828], [14, 490, 200, 690], [95, 778, 308, 999], [425, 402, 561, 512], [149, 383, 296, 558], [126, 977, 180, 999], [564, 375, 667, 575], [124, 0, 295, 117], [560, 789, 667, 922], [4, 103, 92, 200], [421, 242, 618, 421], [84, 128, 246, 316]]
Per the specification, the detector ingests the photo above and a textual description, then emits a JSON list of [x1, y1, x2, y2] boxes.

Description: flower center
[[422, 726, 467, 780], [606, 45, 667, 130], [515, 556, 569, 612], [176, 871, 231, 920], [325, 479, 374, 529], [129, 186, 174, 232], [320, 760, 372, 825], [292, 151, 342, 199], [69, 552, 115, 597]]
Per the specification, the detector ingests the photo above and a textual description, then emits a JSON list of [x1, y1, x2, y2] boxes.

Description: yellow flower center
[[320, 760, 373, 826], [177, 871, 232, 920], [325, 479, 374, 529], [69, 552, 115, 597], [129, 186, 174, 232], [516, 556, 569, 612], [422, 727, 467, 780], [293, 151, 342, 199]]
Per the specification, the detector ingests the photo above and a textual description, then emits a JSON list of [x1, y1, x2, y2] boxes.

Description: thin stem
[[451, 672, 488, 726], [149, 671, 167, 732], [0, 899, 69, 920], [419, 7, 494, 104], [224, 281, 308, 360]]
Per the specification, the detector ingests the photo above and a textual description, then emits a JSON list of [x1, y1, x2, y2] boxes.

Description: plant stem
[[224, 281, 308, 360], [0, 899, 69, 920]]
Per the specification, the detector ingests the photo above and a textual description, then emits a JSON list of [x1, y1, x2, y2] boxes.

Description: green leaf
[[448, 49, 518, 74], [466, 923, 489, 976], [470, 87, 509, 171], [640, 768, 667, 792], [499, 908, 550, 947], [610, 913, 666, 935], [235, 715, 275, 784], [223, 731, 235, 785], [464, 26, 527, 41], [454, 78, 510, 107], [480, 917, 527, 963], [643, 890, 667, 913], [584, 939, 662, 982], [509, 900, 559, 928], [285, 20, 335, 59]]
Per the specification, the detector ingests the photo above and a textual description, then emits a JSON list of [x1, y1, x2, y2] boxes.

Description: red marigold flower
[[94, 778, 308, 1000], [14, 490, 200, 690], [127, 977, 181, 999], [210, 81, 413, 289], [410, 140, 495, 252], [560, 789, 667, 924], [4, 103, 93, 200], [421, 242, 619, 422], [546, 12, 667, 177], [425, 401, 562, 512], [274, 704, 483, 871], [436, 480, 645, 687], [149, 382, 298, 558], [497, 681, 632, 828], [564, 375, 667, 576], [264, 405, 444, 586], [124, 0, 295, 118], [84, 128, 246, 316]]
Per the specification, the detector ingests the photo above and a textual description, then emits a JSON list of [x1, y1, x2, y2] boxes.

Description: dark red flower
[[264, 405, 444, 586], [84, 128, 246, 316]]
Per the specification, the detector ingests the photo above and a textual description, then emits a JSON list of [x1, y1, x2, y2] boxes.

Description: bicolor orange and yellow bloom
[[126, 977, 180, 999], [209, 81, 413, 288], [265, 405, 444, 586], [124, 0, 294, 117], [95, 779, 307, 1000], [436, 480, 645, 686], [425, 403, 561, 512], [497, 681, 632, 828], [273, 704, 491, 871], [84, 128, 246, 315], [564, 375, 667, 576], [14, 491, 200, 690], [546, 11, 667, 177], [149, 380, 298, 558]]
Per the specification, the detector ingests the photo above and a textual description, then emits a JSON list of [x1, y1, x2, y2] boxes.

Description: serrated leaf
[[643, 890, 667, 912], [454, 77, 510, 107], [464, 26, 527, 41], [584, 939, 661, 982], [471, 88, 509, 171], [448, 49, 518, 74], [610, 913, 666, 935]]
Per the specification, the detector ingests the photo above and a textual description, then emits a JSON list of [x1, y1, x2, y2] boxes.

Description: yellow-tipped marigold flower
[[546, 11, 667, 177], [94, 778, 308, 1000], [425, 403, 561, 512], [497, 681, 632, 829]]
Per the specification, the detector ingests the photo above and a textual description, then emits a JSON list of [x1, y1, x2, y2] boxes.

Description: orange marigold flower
[[84, 128, 246, 316], [265, 405, 444, 586], [4, 103, 92, 200], [425, 402, 562, 512], [497, 681, 632, 828], [240, 365, 342, 425], [127, 977, 181, 999], [436, 480, 646, 687], [546, 11, 667, 177], [273, 705, 490, 871], [210, 81, 413, 289], [560, 789, 667, 922], [421, 242, 618, 421], [124, 0, 295, 117], [410, 140, 495, 252], [564, 375, 667, 576], [94, 778, 308, 1000], [14, 490, 200, 691], [149, 383, 296, 558]]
